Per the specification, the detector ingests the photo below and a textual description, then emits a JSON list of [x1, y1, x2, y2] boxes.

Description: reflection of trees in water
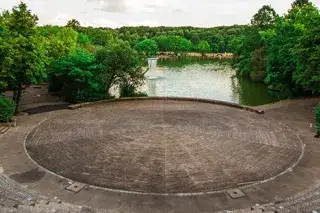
[[158, 58, 232, 68], [230, 75, 240, 103], [231, 76, 281, 106], [147, 79, 157, 96]]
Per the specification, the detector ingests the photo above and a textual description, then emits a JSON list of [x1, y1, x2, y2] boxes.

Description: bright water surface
[[142, 58, 280, 106]]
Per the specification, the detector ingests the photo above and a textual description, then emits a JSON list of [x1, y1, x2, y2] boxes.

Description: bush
[[62, 86, 107, 103], [250, 70, 266, 82], [0, 95, 16, 122], [120, 83, 148, 98], [316, 104, 320, 134]]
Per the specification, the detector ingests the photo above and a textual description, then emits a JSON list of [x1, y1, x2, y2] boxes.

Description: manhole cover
[[226, 189, 246, 199], [66, 182, 86, 193]]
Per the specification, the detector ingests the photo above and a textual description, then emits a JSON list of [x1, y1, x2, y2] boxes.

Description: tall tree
[[95, 41, 144, 95], [292, 5, 320, 93], [66, 19, 81, 29], [291, 0, 312, 8], [251, 5, 278, 30], [0, 3, 47, 113]]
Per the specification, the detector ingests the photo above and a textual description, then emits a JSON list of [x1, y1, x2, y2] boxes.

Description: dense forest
[[0, 0, 319, 121]]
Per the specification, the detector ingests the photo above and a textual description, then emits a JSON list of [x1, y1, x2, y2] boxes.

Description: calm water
[[142, 58, 280, 106]]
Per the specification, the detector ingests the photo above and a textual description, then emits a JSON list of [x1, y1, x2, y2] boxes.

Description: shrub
[[120, 83, 148, 98], [250, 70, 266, 82], [62, 86, 107, 103], [316, 104, 320, 134], [0, 95, 16, 122]]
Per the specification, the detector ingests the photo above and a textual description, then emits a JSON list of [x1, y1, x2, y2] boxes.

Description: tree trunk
[[14, 84, 23, 115], [12, 89, 17, 102], [105, 74, 115, 97]]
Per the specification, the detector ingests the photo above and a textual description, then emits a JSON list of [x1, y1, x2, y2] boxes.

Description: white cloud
[[0, 0, 319, 27]]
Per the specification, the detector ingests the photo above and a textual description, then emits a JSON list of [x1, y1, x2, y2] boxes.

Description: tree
[[66, 19, 81, 29], [83, 28, 115, 46], [48, 49, 104, 102], [95, 41, 144, 96], [191, 34, 200, 46], [251, 5, 278, 30], [154, 36, 193, 55], [291, 0, 312, 8], [0, 3, 48, 113], [264, 18, 302, 95], [77, 32, 91, 46], [197, 41, 211, 56], [291, 5, 320, 93], [38, 26, 78, 62], [135, 39, 159, 57]]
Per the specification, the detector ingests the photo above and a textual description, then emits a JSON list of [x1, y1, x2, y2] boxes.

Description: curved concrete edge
[[22, 114, 304, 197], [68, 97, 265, 114]]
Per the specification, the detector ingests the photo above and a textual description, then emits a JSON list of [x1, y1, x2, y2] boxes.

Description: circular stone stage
[[25, 100, 302, 194]]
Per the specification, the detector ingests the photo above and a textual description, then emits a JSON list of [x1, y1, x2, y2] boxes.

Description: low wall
[[68, 97, 265, 115]]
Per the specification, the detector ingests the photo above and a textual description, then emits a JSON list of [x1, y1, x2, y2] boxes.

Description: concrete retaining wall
[[68, 97, 265, 115]]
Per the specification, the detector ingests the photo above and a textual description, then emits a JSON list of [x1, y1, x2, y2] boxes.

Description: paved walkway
[[0, 98, 319, 213]]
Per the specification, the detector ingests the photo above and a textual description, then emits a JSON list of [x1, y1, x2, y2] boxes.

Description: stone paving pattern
[[0, 98, 320, 213], [25, 100, 302, 194]]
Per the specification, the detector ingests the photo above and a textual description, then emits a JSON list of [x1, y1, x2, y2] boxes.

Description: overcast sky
[[0, 0, 319, 28]]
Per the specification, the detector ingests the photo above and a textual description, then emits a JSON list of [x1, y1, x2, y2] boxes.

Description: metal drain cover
[[226, 189, 246, 199], [66, 182, 86, 193]]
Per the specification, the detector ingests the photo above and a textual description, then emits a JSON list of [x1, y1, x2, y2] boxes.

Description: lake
[[142, 58, 280, 106]]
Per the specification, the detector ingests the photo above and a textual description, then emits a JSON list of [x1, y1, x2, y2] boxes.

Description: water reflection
[[143, 58, 280, 106]]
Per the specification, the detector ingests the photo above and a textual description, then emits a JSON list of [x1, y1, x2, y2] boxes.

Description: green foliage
[[120, 83, 148, 98], [135, 39, 159, 57], [197, 41, 211, 56], [38, 26, 78, 61], [66, 19, 81, 29], [79, 28, 115, 46], [264, 4, 320, 95], [234, 2, 320, 97], [233, 28, 264, 77], [154, 36, 193, 54], [251, 5, 278, 30], [0, 3, 48, 113], [291, 5, 320, 93], [115, 25, 249, 53], [77, 32, 91, 45], [264, 19, 301, 94], [250, 70, 266, 82], [316, 104, 320, 133], [0, 95, 15, 122], [95, 40, 144, 95], [49, 40, 144, 102], [291, 0, 312, 8], [48, 49, 105, 103], [250, 47, 266, 82]]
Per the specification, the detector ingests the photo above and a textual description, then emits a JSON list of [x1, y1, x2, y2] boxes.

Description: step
[[0, 126, 9, 134], [0, 126, 6, 132]]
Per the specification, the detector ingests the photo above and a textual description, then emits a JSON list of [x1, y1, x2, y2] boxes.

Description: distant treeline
[[61, 22, 249, 54]]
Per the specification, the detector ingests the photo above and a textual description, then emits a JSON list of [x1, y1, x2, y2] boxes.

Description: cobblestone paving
[[1, 98, 320, 213], [25, 100, 302, 194]]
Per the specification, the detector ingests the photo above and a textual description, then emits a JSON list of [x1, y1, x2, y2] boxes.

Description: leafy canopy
[[197, 41, 211, 55], [135, 39, 159, 58], [95, 41, 144, 94]]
